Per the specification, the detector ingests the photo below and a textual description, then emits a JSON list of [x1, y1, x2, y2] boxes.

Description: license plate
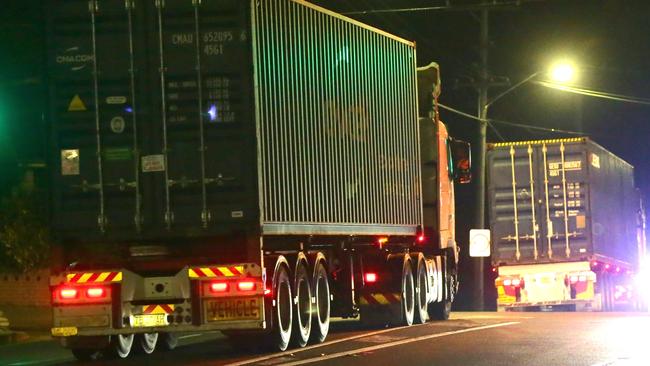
[[51, 327, 78, 337], [131, 314, 168, 328], [205, 297, 262, 322]]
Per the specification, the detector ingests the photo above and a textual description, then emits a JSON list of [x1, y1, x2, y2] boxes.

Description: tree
[[0, 183, 49, 273]]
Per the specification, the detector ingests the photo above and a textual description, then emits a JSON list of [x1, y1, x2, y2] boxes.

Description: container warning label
[[68, 95, 87, 112], [142, 155, 166, 173]]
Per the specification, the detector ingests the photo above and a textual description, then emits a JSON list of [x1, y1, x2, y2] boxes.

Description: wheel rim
[[141, 333, 158, 354], [317, 275, 330, 327], [115, 334, 134, 358]]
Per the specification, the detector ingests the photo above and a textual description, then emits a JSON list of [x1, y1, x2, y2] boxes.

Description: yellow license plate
[[51, 327, 78, 337], [132, 314, 168, 328], [205, 297, 262, 322]]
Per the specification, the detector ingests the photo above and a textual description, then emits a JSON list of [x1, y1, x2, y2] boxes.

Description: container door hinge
[[192, 0, 202, 6], [154, 0, 165, 8], [125, 0, 135, 10]]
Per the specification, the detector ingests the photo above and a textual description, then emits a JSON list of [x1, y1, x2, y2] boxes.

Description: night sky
[[1, 0, 649, 308]]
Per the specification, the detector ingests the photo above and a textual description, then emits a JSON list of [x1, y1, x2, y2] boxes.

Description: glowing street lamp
[[549, 61, 576, 84]]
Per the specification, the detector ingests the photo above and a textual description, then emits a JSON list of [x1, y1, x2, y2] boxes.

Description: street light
[[474, 60, 577, 310]]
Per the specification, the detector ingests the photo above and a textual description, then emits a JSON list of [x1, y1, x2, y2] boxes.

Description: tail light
[[210, 282, 229, 293], [417, 235, 426, 243], [365, 273, 378, 283], [237, 281, 256, 292], [86, 287, 106, 299], [59, 287, 79, 300], [53, 285, 111, 304]]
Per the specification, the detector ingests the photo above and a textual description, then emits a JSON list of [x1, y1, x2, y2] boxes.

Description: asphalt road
[[2, 312, 649, 366]]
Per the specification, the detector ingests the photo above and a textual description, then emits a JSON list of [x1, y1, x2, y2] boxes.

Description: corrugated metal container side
[[488, 138, 638, 267], [253, 0, 422, 236], [47, 0, 422, 244]]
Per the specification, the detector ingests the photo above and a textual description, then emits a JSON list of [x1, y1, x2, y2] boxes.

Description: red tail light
[[365, 273, 378, 283], [59, 288, 79, 299], [210, 282, 229, 293], [417, 235, 426, 243], [86, 287, 106, 298], [237, 281, 256, 292], [264, 288, 272, 296]]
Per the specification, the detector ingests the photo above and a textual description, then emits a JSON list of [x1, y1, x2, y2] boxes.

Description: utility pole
[[474, 8, 490, 311]]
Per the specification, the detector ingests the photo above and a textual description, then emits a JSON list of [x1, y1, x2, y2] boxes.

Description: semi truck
[[47, 0, 471, 360], [487, 138, 643, 311]]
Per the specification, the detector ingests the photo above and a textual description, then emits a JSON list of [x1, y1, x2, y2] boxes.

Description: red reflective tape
[[69, 274, 83, 283], [364, 295, 380, 305], [230, 266, 242, 276], [386, 293, 401, 303], [193, 268, 207, 278], [86, 272, 100, 283], [105, 272, 118, 282], [210, 267, 224, 277], [160, 304, 174, 314], [143, 305, 156, 314]]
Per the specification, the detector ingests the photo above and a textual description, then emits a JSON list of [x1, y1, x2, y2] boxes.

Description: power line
[[534, 81, 650, 106], [342, 0, 546, 15], [437, 102, 586, 136]]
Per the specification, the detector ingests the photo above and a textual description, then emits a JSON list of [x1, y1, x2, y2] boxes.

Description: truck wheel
[[272, 264, 293, 351], [106, 334, 134, 359], [157, 332, 178, 351], [428, 299, 451, 320], [292, 261, 312, 347], [414, 260, 428, 324], [71, 348, 102, 361], [311, 261, 330, 343], [400, 260, 415, 326], [136, 333, 158, 354]]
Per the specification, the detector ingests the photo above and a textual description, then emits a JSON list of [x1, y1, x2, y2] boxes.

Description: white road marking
[[225, 322, 432, 366], [178, 334, 204, 340], [278, 322, 520, 366]]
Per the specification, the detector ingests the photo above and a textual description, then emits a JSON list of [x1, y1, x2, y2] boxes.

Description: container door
[[148, 0, 257, 235], [489, 144, 545, 263], [537, 142, 591, 261], [49, 1, 149, 237]]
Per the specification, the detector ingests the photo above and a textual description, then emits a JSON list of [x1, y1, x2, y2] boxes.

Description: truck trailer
[[47, 0, 471, 359], [487, 138, 643, 312]]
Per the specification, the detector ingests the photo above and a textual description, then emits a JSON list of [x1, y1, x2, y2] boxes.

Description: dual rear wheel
[[270, 258, 331, 352]]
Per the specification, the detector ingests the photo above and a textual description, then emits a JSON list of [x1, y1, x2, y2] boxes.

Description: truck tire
[[272, 264, 293, 351], [70, 348, 102, 361], [400, 260, 415, 326], [414, 259, 428, 324], [157, 332, 178, 351], [106, 334, 134, 359], [136, 333, 158, 354], [428, 299, 451, 320], [292, 261, 312, 348], [311, 261, 330, 343]]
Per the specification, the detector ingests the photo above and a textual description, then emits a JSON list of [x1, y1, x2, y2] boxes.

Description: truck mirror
[[449, 139, 472, 184]]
